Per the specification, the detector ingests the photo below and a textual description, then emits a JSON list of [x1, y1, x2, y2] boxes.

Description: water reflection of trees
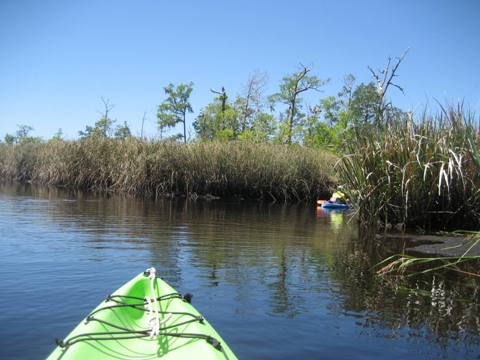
[[180, 202, 358, 318], [4, 183, 479, 354], [331, 236, 480, 351], [0, 183, 185, 283], [2, 183, 355, 318]]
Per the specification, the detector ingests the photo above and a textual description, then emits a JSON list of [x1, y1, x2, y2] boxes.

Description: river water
[[0, 183, 478, 359]]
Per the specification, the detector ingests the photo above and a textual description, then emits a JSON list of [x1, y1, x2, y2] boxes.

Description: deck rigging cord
[[146, 267, 169, 337], [54, 267, 229, 359]]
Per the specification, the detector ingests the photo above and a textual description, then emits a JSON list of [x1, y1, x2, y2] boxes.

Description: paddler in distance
[[329, 188, 347, 204]]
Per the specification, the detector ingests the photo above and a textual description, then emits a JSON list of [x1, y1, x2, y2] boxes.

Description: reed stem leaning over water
[[335, 105, 480, 231], [375, 232, 480, 278], [0, 139, 336, 202]]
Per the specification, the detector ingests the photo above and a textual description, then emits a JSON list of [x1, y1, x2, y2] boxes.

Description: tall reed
[[336, 106, 480, 230], [0, 139, 336, 202]]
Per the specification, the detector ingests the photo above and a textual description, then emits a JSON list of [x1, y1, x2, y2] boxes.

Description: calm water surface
[[0, 184, 479, 359]]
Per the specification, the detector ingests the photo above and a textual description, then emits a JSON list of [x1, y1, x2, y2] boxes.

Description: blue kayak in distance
[[321, 202, 349, 210]]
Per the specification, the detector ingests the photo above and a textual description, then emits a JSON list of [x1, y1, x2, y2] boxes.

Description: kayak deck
[[48, 271, 237, 359]]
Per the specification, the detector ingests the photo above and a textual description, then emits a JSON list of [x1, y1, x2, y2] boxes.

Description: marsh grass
[[0, 139, 336, 201], [336, 106, 480, 231], [376, 232, 480, 278]]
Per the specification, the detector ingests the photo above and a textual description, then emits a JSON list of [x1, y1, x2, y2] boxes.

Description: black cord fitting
[[182, 293, 193, 303], [206, 336, 222, 350], [55, 338, 65, 348]]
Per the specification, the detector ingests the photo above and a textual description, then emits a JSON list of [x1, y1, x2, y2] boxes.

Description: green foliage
[[163, 133, 184, 142], [300, 77, 398, 151], [4, 134, 16, 144], [79, 116, 115, 139], [319, 96, 340, 125], [304, 121, 341, 150], [194, 76, 275, 143], [242, 112, 277, 142], [194, 73, 274, 143], [51, 128, 63, 141], [193, 100, 239, 140], [301, 82, 353, 150], [16, 124, 33, 139], [348, 82, 382, 124], [79, 98, 116, 139], [234, 96, 254, 132], [157, 82, 193, 143], [114, 121, 132, 139], [215, 128, 235, 141], [269, 66, 328, 144], [4, 124, 43, 144]]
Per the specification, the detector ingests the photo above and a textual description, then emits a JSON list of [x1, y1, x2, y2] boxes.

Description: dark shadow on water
[[332, 229, 480, 355]]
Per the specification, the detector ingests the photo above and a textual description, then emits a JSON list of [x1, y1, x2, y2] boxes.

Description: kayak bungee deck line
[[48, 268, 237, 359]]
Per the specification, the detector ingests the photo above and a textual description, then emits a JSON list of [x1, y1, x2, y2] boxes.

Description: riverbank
[[378, 233, 480, 257], [0, 139, 336, 202], [336, 107, 480, 231]]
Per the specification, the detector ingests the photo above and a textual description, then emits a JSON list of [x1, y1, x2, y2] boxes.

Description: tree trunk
[[183, 112, 186, 143], [288, 98, 296, 145]]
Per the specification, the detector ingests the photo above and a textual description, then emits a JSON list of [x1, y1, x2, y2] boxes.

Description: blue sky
[[1, 0, 479, 139]]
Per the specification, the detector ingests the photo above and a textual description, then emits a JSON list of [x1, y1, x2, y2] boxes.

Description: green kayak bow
[[48, 268, 237, 359]]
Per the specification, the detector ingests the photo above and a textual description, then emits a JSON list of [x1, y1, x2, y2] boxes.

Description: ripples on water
[[0, 183, 478, 359]]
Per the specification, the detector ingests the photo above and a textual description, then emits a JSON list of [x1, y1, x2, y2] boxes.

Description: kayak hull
[[320, 202, 349, 210], [47, 272, 237, 359]]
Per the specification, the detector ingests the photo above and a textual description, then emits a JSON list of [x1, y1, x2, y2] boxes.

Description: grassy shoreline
[[0, 139, 336, 202], [336, 107, 480, 231]]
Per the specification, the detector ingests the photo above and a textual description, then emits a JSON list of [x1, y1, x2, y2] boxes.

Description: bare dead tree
[[210, 87, 227, 113], [339, 74, 356, 108], [239, 71, 268, 132], [98, 97, 115, 121], [140, 111, 147, 139], [93, 97, 116, 137], [368, 49, 409, 118]]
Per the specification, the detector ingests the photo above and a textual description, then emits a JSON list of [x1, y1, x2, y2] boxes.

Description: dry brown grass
[[0, 138, 336, 201]]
